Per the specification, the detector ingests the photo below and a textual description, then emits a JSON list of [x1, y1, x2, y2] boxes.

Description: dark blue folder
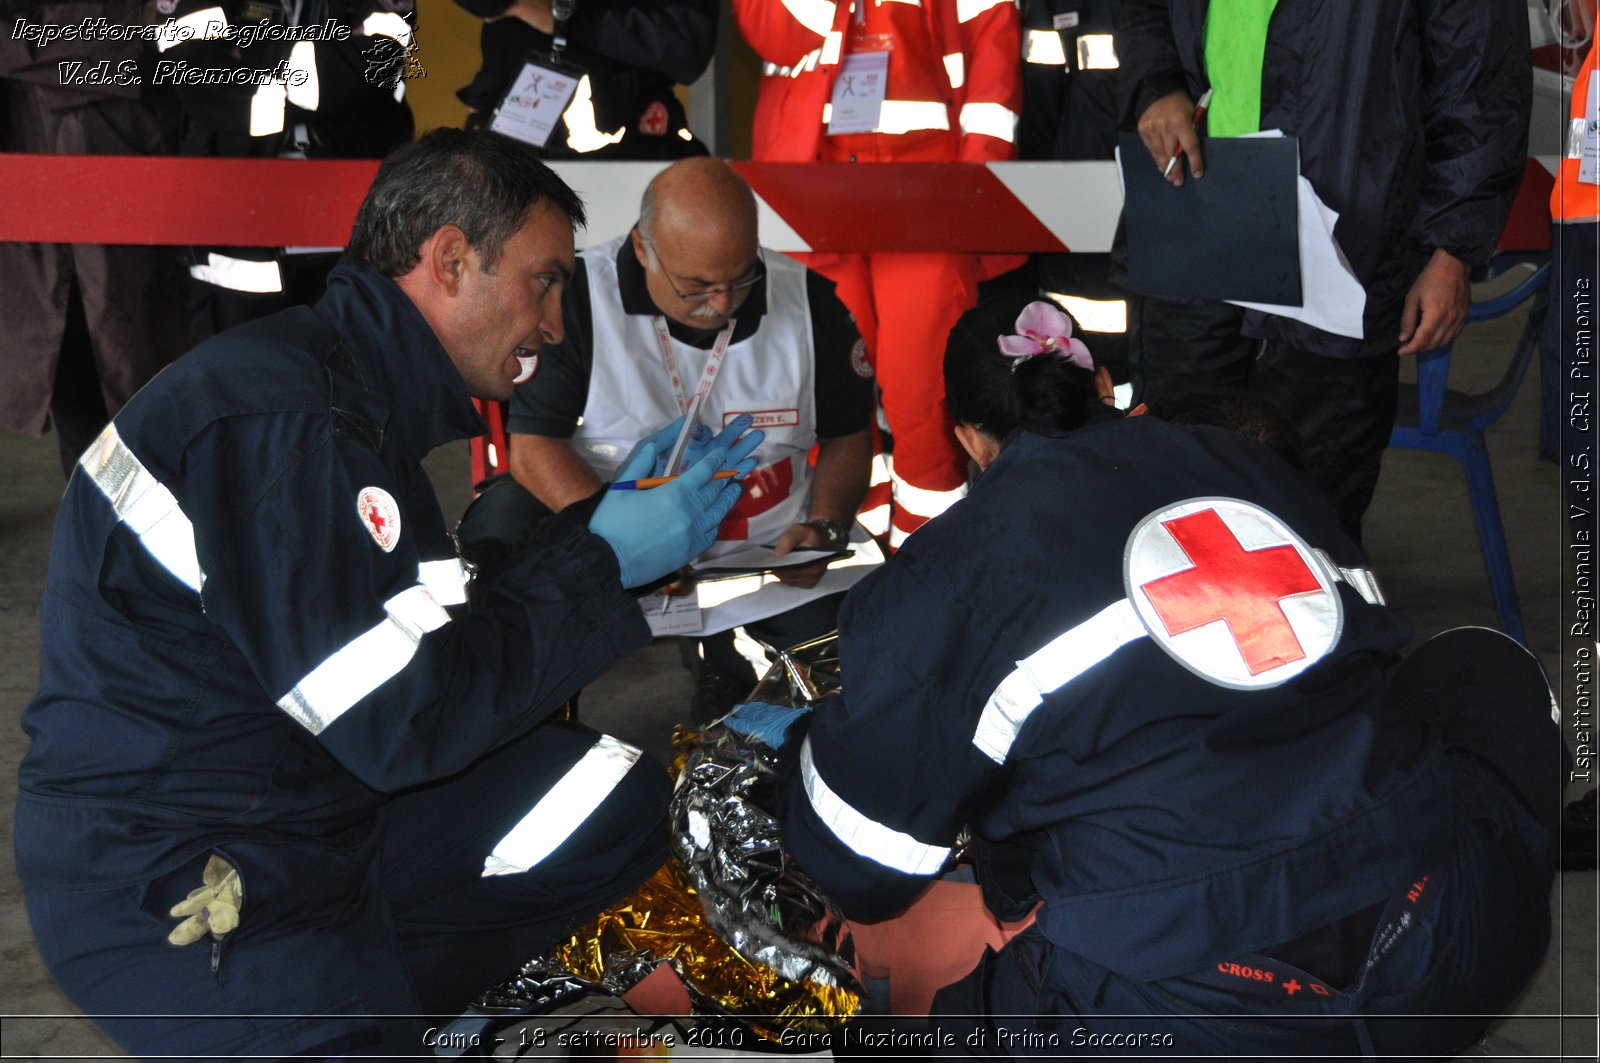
[[1118, 131, 1303, 307]]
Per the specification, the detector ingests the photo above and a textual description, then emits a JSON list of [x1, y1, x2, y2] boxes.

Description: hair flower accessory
[[997, 300, 1093, 371]]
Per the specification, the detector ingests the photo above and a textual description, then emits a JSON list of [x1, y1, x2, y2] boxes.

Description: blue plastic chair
[[1388, 257, 1550, 646]]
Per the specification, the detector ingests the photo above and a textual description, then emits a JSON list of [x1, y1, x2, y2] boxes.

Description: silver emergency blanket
[[669, 634, 860, 993]]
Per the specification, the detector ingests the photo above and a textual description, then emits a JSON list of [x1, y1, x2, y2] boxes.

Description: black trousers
[[1129, 295, 1399, 542], [932, 628, 1563, 1061], [22, 722, 669, 1059]]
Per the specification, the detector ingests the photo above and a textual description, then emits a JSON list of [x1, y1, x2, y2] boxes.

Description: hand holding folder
[[1118, 129, 1303, 306]]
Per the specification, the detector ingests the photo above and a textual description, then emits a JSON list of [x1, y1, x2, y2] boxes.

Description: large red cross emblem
[[1140, 508, 1323, 676]]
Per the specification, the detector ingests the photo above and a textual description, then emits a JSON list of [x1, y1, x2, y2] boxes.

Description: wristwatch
[[805, 518, 851, 551]]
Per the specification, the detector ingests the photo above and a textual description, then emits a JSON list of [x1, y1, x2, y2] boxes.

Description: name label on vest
[[725, 408, 801, 429]]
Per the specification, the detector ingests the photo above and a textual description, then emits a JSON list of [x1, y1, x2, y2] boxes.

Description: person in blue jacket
[[15, 128, 760, 1059], [781, 296, 1563, 1058]]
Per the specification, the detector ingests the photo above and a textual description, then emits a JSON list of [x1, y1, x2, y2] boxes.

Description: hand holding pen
[[1138, 88, 1211, 187]]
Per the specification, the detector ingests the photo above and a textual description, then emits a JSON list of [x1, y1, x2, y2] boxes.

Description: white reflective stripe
[[250, 80, 286, 137], [972, 599, 1146, 764], [418, 558, 471, 607], [858, 502, 890, 539], [285, 41, 319, 111], [482, 736, 643, 875], [1567, 117, 1587, 159], [957, 0, 1010, 22], [877, 99, 952, 134], [79, 424, 205, 594], [1047, 293, 1127, 333], [276, 584, 451, 734], [890, 469, 965, 520], [781, 0, 837, 38], [881, 0, 922, 5], [799, 736, 951, 875], [1076, 33, 1119, 70], [959, 102, 1018, 142], [563, 75, 626, 153], [943, 52, 965, 89], [820, 31, 842, 65], [361, 11, 413, 45], [1313, 550, 1386, 606], [157, 7, 229, 51], [1024, 28, 1068, 65], [870, 451, 892, 486], [190, 252, 283, 294]]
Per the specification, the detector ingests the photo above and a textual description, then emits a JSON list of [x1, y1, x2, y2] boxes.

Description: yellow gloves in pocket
[[167, 854, 243, 946]]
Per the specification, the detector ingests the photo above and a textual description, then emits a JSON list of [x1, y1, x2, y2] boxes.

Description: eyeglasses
[[643, 236, 764, 303]]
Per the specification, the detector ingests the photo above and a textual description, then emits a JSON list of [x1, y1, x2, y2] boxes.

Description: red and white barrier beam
[[0, 155, 1125, 253]]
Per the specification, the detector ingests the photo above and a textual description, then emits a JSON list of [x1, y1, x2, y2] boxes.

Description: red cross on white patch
[[357, 486, 401, 553], [639, 100, 669, 136], [1124, 498, 1342, 689]]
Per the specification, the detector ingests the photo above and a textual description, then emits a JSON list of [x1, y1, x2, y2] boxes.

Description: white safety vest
[[574, 236, 818, 556]]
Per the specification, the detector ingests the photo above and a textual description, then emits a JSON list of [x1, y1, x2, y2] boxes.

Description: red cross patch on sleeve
[[1123, 498, 1342, 689], [357, 486, 402, 553]]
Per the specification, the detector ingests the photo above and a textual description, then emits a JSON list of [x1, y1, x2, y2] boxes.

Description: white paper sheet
[[1225, 131, 1367, 338]]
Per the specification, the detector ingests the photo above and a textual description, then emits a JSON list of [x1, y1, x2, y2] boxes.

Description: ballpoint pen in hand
[[609, 469, 741, 491], [1163, 88, 1213, 179]]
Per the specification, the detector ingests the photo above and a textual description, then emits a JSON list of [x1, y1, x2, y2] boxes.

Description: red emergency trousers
[[735, 0, 1022, 545]]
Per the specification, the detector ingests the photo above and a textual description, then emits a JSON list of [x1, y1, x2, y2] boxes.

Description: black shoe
[[1561, 789, 1598, 871]]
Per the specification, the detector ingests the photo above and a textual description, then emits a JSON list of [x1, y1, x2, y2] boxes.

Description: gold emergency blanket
[[477, 635, 861, 1038]]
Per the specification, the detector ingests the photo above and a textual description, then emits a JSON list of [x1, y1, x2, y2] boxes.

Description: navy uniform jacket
[[785, 416, 1454, 983], [454, 0, 715, 160], [16, 265, 650, 908]]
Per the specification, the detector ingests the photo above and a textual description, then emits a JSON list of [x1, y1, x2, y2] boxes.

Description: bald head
[[640, 157, 758, 252], [632, 157, 763, 330]]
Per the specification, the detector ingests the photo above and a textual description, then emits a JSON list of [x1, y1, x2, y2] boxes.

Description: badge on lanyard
[[1579, 70, 1599, 186], [827, 35, 892, 136], [490, 53, 585, 150]]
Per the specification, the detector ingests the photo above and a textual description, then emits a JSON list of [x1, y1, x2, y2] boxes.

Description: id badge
[[641, 588, 702, 636], [489, 53, 584, 149], [827, 42, 891, 136], [1580, 70, 1599, 186]]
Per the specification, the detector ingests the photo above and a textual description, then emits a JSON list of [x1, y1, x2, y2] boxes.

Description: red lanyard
[[651, 316, 737, 416]]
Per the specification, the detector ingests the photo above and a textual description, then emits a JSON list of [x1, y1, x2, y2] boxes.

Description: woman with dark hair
[[777, 296, 1563, 1058]]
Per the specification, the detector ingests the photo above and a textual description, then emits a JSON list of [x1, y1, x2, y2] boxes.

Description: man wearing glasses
[[495, 157, 874, 717]]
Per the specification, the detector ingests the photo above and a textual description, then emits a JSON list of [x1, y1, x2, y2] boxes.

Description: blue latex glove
[[676, 414, 758, 476], [589, 433, 764, 588], [626, 413, 759, 478], [721, 700, 812, 749]]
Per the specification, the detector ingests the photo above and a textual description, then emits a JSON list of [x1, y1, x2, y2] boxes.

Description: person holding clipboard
[[462, 158, 874, 720], [1114, 0, 1531, 541]]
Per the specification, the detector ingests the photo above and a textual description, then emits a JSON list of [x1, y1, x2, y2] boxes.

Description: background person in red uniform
[[734, 0, 1022, 547]]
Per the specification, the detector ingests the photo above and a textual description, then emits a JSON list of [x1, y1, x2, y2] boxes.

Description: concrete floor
[[0, 297, 1596, 1059]]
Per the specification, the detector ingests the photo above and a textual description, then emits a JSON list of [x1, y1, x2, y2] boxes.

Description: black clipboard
[[1119, 131, 1303, 306], [692, 548, 854, 581]]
